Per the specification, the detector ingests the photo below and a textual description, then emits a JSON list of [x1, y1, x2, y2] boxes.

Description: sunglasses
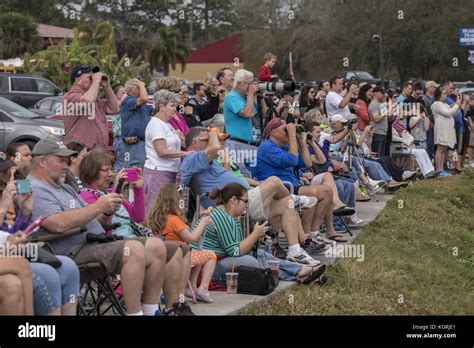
[[237, 197, 248, 204]]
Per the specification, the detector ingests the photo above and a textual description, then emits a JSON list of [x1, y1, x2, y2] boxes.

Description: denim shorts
[[31, 256, 80, 315]]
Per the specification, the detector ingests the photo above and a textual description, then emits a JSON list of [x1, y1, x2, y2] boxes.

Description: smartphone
[[115, 178, 126, 194], [16, 179, 31, 195], [124, 168, 138, 183], [24, 216, 44, 236]]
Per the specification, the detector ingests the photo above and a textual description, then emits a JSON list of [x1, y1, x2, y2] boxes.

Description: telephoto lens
[[257, 81, 296, 93]]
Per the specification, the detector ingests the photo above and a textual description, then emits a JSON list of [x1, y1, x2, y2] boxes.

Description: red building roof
[[187, 34, 243, 64], [37, 24, 73, 38]]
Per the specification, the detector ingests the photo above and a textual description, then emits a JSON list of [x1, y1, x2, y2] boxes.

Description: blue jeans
[[213, 249, 302, 284], [224, 139, 258, 178], [371, 133, 387, 156], [352, 157, 391, 182], [31, 256, 80, 315], [123, 141, 146, 169], [335, 178, 355, 208], [113, 138, 125, 171]]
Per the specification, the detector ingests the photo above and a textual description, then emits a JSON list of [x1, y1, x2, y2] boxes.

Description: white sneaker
[[367, 178, 385, 195], [287, 250, 321, 266], [291, 195, 317, 210], [402, 170, 418, 181], [343, 214, 364, 228]]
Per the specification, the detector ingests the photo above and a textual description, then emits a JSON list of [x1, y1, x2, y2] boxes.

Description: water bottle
[[264, 236, 273, 255]]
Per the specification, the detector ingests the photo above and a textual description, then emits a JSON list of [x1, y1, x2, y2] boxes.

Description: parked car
[[338, 71, 389, 89], [0, 96, 64, 150], [0, 73, 62, 108], [30, 96, 114, 150]]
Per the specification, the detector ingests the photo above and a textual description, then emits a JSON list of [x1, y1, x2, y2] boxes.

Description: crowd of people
[[0, 52, 473, 316]]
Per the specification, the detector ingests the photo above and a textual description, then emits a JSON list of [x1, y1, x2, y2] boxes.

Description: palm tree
[[149, 26, 189, 76], [0, 12, 40, 58]]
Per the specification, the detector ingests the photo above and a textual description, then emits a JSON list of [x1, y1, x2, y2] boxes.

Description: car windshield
[[357, 72, 375, 79], [0, 97, 38, 118]]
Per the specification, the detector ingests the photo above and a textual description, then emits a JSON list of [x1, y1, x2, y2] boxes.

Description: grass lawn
[[242, 170, 474, 315]]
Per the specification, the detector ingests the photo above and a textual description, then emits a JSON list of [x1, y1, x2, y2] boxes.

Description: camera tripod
[[342, 124, 382, 203]]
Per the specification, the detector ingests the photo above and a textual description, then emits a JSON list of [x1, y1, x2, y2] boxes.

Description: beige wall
[[169, 63, 244, 81]]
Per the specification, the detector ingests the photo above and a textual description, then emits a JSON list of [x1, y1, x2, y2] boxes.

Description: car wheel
[[23, 141, 37, 151]]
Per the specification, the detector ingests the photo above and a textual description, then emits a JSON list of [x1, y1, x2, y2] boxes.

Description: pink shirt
[[62, 86, 109, 149], [169, 112, 189, 136], [79, 184, 145, 223]]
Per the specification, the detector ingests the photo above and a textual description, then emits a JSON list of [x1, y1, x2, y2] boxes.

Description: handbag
[[80, 187, 154, 238], [21, 244, 62, 268], [235, 266, 276, 296]]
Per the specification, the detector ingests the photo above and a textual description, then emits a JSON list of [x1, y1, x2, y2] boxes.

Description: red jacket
[[258, 65, 271, 82], [356, 99, 370, 131]]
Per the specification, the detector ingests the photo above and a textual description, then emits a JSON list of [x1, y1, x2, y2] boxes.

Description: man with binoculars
[[63, 64, 119, 150]]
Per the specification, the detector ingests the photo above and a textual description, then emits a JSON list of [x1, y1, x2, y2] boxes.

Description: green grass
[[242, 170, 474, 315]]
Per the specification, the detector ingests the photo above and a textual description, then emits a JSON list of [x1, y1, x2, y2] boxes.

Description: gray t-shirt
[[29, 175, 105, 256], [368, 100, 388, 135]]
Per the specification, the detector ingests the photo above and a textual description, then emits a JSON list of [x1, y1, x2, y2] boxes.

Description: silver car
[[0, 96, 64, 149]]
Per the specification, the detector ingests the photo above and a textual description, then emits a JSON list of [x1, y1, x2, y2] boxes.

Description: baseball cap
[[330, 114, 348, 123], [32, 137, 78, 157], [265, 118, 284, 133], [373, 86, 386, 93], [425, 81, 440, 89], [0, 150, 16, 172], [70, 64, 100, 82]]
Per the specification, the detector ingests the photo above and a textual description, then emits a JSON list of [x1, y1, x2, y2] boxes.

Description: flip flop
[[299, 264, 326, 285], [327, 234, 347, 243]]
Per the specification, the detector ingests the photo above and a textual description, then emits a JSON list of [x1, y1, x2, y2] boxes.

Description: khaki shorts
[[248, 186, 269, 221], [71, 238, 189, 275], [311, 172, 327, 185]]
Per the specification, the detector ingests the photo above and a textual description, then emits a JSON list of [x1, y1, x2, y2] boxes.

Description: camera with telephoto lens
[[86, 233, 123, 243], [257, 81, 296, 93], [346, 114, 358, 129]]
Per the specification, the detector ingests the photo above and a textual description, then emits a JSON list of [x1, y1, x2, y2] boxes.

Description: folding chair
[[32, 226, 126, 316]]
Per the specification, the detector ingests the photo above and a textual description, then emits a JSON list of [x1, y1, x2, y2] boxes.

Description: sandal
[[327, 234, 347, 243], [298, 264, 326, 285]]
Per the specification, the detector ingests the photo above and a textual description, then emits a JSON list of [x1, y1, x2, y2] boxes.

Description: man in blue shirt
[[120, 79, 152, 168], [254, 118, 349, 243], [223, 69, 267, 177], [181, 126, 322, 266]]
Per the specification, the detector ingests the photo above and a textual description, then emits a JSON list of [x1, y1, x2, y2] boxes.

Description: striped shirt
[[192, 207, 243, 257]]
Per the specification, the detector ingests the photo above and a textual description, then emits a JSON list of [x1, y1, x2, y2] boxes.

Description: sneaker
[[439, 170, 452, 177], [272, 243, 288, 259], [343, 214, 364, 228], [402, 170, 418, 181], [184, 288, 197, 304], [387, 180, 408, 190], [308, 231, 333, 245], [291, 195, 317, 210], [164, 302, 196, 316], [367, 178, 385, 195], [287, 250, 321, 266], [300, 238, 327, 254]]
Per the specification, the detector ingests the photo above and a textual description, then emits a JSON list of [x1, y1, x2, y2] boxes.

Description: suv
[[0, 96, 64, 149], [338, 71, 389, 89], [0, 73, 62, 108]]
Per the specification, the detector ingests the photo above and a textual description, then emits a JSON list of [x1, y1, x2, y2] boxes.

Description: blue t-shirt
[[181, 151, 249, 207], [120, 95, 152, 139], [224, 89, 258, 142], [253, 139, 305, 188], [445, 96, 464, 133]]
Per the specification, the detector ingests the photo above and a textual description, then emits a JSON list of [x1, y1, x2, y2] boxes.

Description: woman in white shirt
[[431, 88, 461, 175], [144, 90, 189, 209]]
